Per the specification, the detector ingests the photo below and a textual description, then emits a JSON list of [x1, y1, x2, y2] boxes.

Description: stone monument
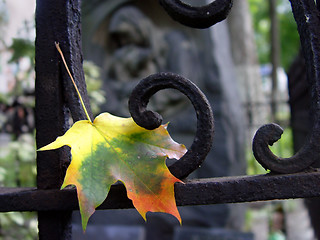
[[74, 1, 248, 239]]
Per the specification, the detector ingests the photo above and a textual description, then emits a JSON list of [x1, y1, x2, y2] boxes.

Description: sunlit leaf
[[39, 112, 186, 230]]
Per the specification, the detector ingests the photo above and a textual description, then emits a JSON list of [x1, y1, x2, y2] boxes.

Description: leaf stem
[[55, 42, 92, 123]]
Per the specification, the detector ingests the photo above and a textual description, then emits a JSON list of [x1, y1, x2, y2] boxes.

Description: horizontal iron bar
[[1, 171, 320, 212]]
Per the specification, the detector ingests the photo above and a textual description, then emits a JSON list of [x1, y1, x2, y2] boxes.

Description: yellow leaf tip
[[37, 146, 48, 151]]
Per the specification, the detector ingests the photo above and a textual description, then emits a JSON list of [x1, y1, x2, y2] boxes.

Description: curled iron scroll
[[158, 0, 233, 29], [253, 123, 320, 173], [128, 72, 214, 179], [253, 0, 320, 173]]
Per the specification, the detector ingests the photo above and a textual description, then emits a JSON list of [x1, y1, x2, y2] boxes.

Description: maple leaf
[[38, 43, 187, 231], [39, 113, 186, 230]]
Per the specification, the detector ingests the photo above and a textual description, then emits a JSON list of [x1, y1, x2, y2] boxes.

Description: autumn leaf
[[39, 112, 186, 230], [38, 43, 187, 231]]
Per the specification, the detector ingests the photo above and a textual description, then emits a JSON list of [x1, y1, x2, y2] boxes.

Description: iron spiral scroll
[[158, 0, 233, 29], [128, 73, 214, 179], [253, 0, 320, 173], [129, 0, 320, 177]]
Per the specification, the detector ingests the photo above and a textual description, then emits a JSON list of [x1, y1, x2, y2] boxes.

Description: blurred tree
[[249, 0, 300, 70], [227, 0, 268, 143]]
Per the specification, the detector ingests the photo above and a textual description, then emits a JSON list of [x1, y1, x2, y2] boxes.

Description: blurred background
[[0, 0, 316, 239]]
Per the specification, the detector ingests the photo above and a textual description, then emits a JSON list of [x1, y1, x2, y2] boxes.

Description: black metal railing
[[0, 0, 319, 239]]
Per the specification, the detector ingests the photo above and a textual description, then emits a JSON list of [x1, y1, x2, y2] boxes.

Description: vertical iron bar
[[35, 0, 91, 239], [35, 0, 72, 238]]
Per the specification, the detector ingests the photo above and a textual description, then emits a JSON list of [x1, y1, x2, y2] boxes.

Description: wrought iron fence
[[0, 0, 319, 239]]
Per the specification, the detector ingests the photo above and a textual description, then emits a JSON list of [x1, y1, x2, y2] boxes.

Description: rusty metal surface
[[129, 72, 214, 179], [252, 0, 320, 173], [35, 0, 92, 239], [252, 123, 319, 173], [158, 0, 233, 29], [35, 0, 72, 238], [24, 0, 320, 238], [1, 171, 320, 212]]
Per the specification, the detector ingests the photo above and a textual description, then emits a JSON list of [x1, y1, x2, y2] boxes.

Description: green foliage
[[246, 150, 267, 175], [269, 127, 293, 158], [8, 38, 35, 64], [278, 7, 300, 70], [0, 134, 36, 187], [0, 133, 37, 240], [0, 212, 38, 240], [249, 0, 300, 70], [0, 7, 37, 238]]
